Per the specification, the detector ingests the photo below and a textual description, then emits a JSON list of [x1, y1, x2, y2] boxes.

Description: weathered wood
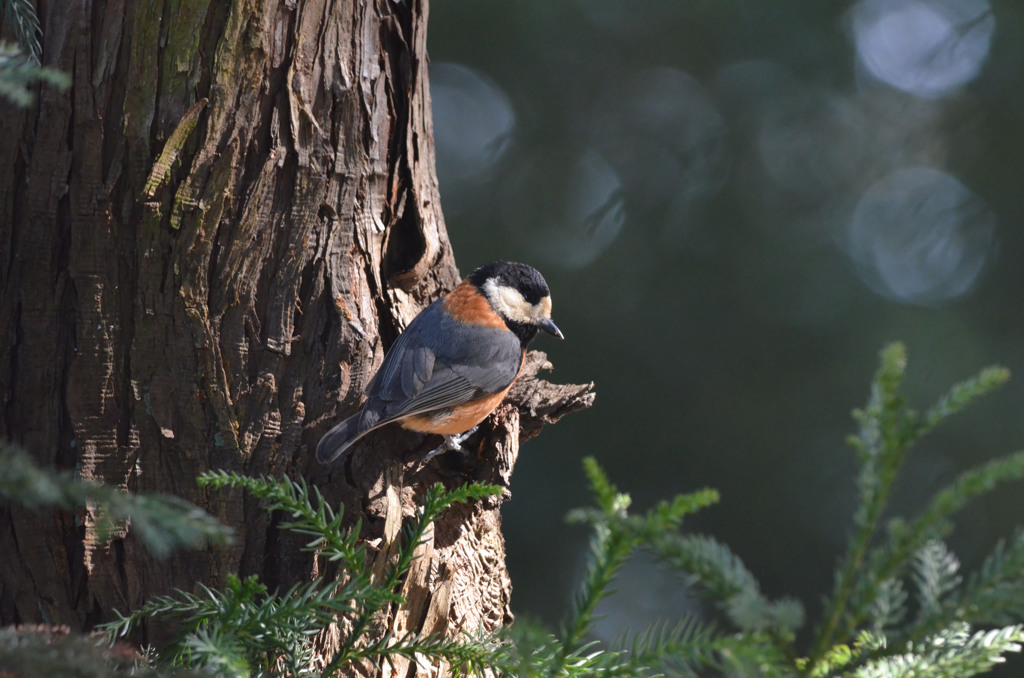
[[0, 0, 594, 670]]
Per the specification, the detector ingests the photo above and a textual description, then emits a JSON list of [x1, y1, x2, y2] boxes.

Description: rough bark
[[0, 0, 594, 670]]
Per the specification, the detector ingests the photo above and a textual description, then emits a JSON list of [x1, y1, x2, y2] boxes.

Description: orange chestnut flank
[[316, 261, 564, 464]]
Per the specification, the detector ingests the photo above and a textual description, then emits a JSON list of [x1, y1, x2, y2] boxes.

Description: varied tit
[[316, 261, 564, 464]]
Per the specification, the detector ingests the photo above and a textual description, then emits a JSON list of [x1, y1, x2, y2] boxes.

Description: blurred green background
[[428, 0, 1024, 644]]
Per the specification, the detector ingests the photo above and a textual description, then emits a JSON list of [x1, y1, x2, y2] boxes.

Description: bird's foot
[[422, 426, 479, 463]]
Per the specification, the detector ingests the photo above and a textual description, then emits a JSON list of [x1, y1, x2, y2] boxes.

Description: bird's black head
[[469, 261, 564, 345]]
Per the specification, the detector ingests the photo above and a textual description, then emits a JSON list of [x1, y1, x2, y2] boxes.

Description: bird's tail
[[316, 410, 380, 464]]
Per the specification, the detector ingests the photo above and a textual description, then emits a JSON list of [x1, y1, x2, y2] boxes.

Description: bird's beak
[[538, 318, 564, 340]]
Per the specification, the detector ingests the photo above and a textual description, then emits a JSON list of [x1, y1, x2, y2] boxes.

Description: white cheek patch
[[482, 279, 551, 325], [537, 296, 552, 321]]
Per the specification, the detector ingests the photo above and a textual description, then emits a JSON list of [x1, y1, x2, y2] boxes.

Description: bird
[[316, 261, 564, 464]]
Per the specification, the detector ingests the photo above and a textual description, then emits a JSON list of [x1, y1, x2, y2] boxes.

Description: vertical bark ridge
[[0, 1, 83, 626], [0, 0, 463, 631]]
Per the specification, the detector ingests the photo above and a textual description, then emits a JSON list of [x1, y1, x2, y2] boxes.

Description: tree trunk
[[0, 0, 593, 671]]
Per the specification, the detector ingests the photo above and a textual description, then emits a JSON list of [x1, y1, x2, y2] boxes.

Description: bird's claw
[[422, 426, 479, 463]]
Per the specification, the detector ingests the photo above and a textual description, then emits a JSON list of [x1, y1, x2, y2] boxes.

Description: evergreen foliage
[[101, 473, 506, 677], [0, 444, 231, 556], [0, 0, 69, 105], [3, 343, 1024, 677], [499, 343, 1024, 678], [0, 626, 211, 678], [1, 0, 41, 62]]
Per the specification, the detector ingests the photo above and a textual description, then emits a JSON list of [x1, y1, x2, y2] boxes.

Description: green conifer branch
[[866, 449, 1024, 600], [1, 443, 231, 556], [0, 42, 69, 106], [868, 577, 908, 634], [103, 473, 503, 676], [1, 0, 41, 62], [385, 482, 503, 594], [853, 623, 1024, 678], [815, 344, 1010, 659], [913, 540, 963, 620], [818, 344, 915, 655], [649, 531, 804, 637], [197, 471, 366, 565], [957, 528, 1024, 625], [891, 529, 1024, 648], [618, 616, 721, 677], [556, 458, 724, 676], [716, 632, 796, 678], [919, 367, 1010, 436], [559, 459, 639, 660], [326, 480, 502, 672]]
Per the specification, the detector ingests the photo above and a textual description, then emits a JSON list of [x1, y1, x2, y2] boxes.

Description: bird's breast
[[399, 383, 517, 435]]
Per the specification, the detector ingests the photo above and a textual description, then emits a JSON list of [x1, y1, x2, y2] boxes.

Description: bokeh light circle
[[431, 62, 516, 211], [847, 167, 996, 305], [589, 67, 730, 220], [850, 0, 995, 99]]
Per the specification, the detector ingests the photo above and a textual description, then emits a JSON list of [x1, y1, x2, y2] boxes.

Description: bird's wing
[[364, 300, 522, 422]]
